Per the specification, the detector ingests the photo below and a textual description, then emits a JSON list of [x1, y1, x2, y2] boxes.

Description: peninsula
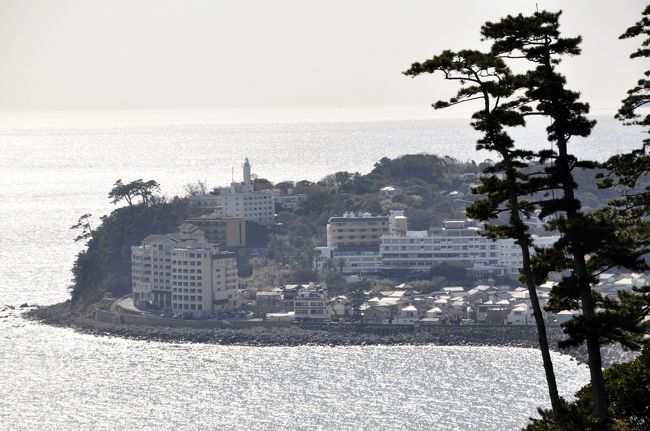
[[24, 154, 644, 367]]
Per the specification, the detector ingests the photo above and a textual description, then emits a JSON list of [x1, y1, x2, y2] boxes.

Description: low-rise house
[[466, 285, 498, 303], [507, 304, 529, 325], [379, 186, 398, 197], [447, 297, 470, 323], [363, 305, 392, 324], [256, 289, 285, 316], [273, 189, 307, 211], [475, 299, 511, 324], [293, 284, 327, 322], [442, 287, 469, 299], [395, 304, 420, 325], [425, 306, 444, 319]]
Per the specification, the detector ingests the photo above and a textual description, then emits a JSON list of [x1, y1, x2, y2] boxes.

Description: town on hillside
[[127, 158, 648, 326]]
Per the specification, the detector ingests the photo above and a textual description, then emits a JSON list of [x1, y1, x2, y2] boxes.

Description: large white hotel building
[[131, 224, 240, 318], [315, 213, 558, 277]]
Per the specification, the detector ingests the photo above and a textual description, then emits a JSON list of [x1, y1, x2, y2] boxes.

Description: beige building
[[185, 213, 246, 248], [326, 212, 390, 249], [131, 224, 239, 318]]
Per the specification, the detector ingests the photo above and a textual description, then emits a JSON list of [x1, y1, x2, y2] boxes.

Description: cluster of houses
[[254, 281, 547, 325], [255, 271, 649, 326]]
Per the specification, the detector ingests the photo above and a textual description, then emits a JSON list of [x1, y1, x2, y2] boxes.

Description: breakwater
[[23, 302, 637, 366], [25, 302, 548, 348]]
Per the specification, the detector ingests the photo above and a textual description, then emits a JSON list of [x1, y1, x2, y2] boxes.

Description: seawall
[[24, 303, 638, 366]]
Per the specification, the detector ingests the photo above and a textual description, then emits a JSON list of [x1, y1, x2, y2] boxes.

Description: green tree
[[525, 345, 650, 431], [405, 48, 566, 427], [478, 11, 649, 425], [601, 4, 650, 220], [108, 179, 161, 206], [70, 213, 94, 243], [183, 179, 208, 196]]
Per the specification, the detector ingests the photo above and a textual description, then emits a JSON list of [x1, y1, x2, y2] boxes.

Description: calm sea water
[[1, 108, 642, 430]]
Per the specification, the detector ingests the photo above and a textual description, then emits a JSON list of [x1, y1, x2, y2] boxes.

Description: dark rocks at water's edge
[[21, 302, 638, 366], [23, 302, 539, 348]]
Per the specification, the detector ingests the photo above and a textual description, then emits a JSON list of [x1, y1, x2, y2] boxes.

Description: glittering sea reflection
[[1, 316, 588, 431], [0, 111, 612, 430]]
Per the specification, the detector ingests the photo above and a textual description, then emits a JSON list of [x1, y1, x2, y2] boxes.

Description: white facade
[[382, 220, 508, 272], [189, 158, 275, 225], [314, 246, 382, 275], [314, 210, 407, 275], [294, 288, 327, 321], [131, 224, 239, 318], [273, 190, 307, 210], [315, 217, 559, 277]]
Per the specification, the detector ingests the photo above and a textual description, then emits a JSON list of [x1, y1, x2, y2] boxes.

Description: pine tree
[[406, 10, 650, 428], [479, 11, 649, 426], [602, 4, 650, 219], [404, 50, 566, 428]]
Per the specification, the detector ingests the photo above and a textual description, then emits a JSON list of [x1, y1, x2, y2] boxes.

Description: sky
[[0, 0, 647, 112]]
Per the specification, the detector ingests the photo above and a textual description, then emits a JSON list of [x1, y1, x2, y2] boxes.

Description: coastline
[[22, 301, 639, 367], [22, 301, 560, 349]]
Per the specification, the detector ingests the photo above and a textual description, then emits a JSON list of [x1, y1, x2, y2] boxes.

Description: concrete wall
[[96, 310, 542, 341], [95, 310, 293, 329]]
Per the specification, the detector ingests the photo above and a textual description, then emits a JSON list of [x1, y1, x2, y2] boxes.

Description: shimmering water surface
[[1, 108, 642, 430]]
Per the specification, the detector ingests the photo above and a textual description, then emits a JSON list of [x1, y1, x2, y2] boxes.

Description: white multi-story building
[[315, 216, 558, 277], [190, 158, 275, 225], [382, 219, 555, 276], [315, 210, 406, 275], [382, 220, 506, 272], [131, 224, 240, 318], [293, 284, 328, 321]]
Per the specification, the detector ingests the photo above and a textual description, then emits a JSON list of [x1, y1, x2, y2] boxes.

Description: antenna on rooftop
[[536, 3, 539, 12], [231, 165, 234, 183]]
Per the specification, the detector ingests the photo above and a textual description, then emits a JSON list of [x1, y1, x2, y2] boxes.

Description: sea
[[0, 106, 645, 430]]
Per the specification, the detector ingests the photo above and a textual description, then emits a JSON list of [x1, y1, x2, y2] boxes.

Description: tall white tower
[[243, 157, 251, 185]]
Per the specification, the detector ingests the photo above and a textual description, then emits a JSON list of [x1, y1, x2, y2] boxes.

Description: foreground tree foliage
[[407, 8, 650, 429], [524, 345, 650, 431], [404, 48, 566, 427], [602, 4, 650, 219]]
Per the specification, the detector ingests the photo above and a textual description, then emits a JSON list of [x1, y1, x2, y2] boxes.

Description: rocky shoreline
[[22, 302, 539, 347], [21, 302, 637, 366]]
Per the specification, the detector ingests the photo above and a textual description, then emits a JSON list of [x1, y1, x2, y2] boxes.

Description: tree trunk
[[556, 139, 609, 426], [503, 156, 566, 429], [521, 238, 566, 428]]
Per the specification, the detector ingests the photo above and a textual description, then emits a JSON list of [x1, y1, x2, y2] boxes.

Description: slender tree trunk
[[520, 238, 566, 428], [502, 156, 566, 429], [555, 139, 609, 426], [537, 33, 608, 423]]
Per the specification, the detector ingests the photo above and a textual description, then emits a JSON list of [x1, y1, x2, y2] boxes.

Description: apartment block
[[131, 224, 239, 318]]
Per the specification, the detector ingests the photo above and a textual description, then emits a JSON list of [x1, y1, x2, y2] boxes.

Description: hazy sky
[[0, 0, 646, 111]]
